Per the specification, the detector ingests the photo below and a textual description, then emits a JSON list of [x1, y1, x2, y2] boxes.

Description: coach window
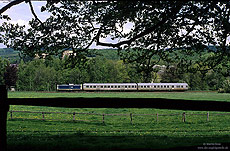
[[154, 86, 156, 88], [101, 86, 103, 88], [161, 86, 163, 88], [86, 86, 89, 88], [167, 86, 169, 88], [128, 86, 131, 88], [118, 86, 120, 88], [186, 86, 188, 88], [111, 86, 113, 88], [181, 86, 183, 88], [104, 86, 107, 88], [157, 86, 160, 88], [115, 86, 117, 88], [93, 86, 96, 88], [90, 86, 92, 88], [164, 86, 166, 88], [172, 85, 174, 88], [108, 86, 110, 88]]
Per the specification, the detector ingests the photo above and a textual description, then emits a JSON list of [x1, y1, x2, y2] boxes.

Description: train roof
[[83, 83, 188, 86], [137, 83, 188, 85], [57, 84, 81, 86], [83, 83, 137, 85]]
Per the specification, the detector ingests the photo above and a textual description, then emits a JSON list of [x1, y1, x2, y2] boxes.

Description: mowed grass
[[6, 91, 230, 150], [8, 91, 230, 102], [7, 106, 230, 150]]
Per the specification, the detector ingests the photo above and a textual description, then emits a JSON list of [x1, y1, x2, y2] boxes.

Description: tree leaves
[[0, 1, 229, 75]]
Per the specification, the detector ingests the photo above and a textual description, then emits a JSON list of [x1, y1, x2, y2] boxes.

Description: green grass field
[[6, 91, 230, 150], [8, 91, 230, 102]]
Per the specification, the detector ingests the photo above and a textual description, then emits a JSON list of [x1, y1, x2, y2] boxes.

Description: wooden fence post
[[102, 114, 105, 124], [182, 112, 186, 122], [73, 112, 76, 121], [0, 85, 9, 151], [207, 112, 209, 122], [130, 113, 133, 125]]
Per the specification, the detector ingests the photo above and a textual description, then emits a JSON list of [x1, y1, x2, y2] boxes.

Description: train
[[56, 83, 189, 91]]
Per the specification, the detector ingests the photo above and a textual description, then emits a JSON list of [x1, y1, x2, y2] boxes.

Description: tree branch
[[96, 3, 185, 48], [83, 29, 99, 50], [28, 0, 43, 25], [96, 17, 170, 48], [0, 0, 26, 15]]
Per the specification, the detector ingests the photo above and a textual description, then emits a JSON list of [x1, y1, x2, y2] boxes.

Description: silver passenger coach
[[83, 83, 137, 91], [137, 83, 188, 91]]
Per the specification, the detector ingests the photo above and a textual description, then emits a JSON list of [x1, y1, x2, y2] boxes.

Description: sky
[[0, 1, 133, 49]]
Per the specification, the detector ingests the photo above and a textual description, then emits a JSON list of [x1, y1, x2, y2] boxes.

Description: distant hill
[[93, 49, 120, 60], [0, 48, 20, 63], [0, 48, 120, 63], [2, 46, 224, 63]]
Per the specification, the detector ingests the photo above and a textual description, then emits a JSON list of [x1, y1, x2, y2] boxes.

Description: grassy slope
[[7, 91, 230, 150]]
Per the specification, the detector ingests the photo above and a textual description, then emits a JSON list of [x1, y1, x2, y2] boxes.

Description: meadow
[[8, 91, 230, 102], [6, 91, 230, 150]]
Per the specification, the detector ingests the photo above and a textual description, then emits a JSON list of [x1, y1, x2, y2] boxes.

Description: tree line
[[14, 57, 143, 91], [0, 54, 230, 92]]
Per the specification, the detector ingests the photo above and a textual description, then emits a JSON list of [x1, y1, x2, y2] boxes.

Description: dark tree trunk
[[0, 85, 9, 151]]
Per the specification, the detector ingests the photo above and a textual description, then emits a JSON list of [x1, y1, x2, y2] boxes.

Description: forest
[[0, 48, 230, 92]]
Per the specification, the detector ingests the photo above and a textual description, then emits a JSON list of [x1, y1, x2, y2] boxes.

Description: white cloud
[[37, 4, 42, 10], [123, 22, 134, 34], [90, 42, 112, 49], [115, 22, 134, 35], [0, 43, 6, 48], [227, 36, 230, 46], [10, 19, 28, 26]]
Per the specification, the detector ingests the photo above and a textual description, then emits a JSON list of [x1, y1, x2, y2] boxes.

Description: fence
[[8, 110, 230, 124]]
